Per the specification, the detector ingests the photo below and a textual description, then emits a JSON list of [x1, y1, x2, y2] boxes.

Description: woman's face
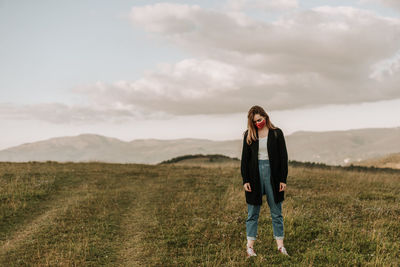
[[253, 114, 265, 125]]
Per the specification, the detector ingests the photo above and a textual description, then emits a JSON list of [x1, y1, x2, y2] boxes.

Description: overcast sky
[[1, 0, 400, 150]]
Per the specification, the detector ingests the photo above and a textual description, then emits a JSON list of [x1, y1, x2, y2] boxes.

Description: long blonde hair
[[244, 105, 277, 145]]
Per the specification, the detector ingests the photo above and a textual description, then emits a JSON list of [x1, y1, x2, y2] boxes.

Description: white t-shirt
[[258, 135, 269, 159]]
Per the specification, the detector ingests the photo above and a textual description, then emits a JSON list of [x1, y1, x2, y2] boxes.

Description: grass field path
[[115, 164, 235, 266], [114, 168, 156, 266], [0, 181, 93, 259]]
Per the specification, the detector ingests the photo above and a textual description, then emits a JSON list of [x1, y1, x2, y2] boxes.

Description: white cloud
[[224, 0, 298, 12], [5, 3, 400, 123], [129, 3, 203, 34], [117, 4, 400, 114], [71, 58, 289, 115], [369, 49, 400, 81], [0, 102, 141, 124], [382, 0, 400, 11], [360, 0, 400, 12]]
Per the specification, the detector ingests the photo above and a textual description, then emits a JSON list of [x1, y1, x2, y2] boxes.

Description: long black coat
[[240, 127, 288, 205]]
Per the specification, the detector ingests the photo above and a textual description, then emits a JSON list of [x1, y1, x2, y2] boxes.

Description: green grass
[[0, 161, 399, 266]]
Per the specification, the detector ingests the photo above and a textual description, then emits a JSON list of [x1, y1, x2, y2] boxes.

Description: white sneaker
[[246, 245, 257, 257], [278, 246, 289, 256]]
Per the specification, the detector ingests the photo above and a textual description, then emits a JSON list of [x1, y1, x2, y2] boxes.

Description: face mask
[[255, 118, 266, 129]]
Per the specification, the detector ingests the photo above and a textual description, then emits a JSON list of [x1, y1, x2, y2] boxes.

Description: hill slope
[[346, 152, 400, 169]]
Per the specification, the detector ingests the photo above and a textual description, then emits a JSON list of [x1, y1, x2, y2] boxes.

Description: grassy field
[[0, 160, 399, 266]]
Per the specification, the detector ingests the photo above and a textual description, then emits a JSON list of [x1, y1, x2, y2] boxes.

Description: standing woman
[[241, 105, 289, 257]]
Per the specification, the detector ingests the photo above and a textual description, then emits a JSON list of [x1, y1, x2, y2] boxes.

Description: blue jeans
[[246, 159, 284, 241]]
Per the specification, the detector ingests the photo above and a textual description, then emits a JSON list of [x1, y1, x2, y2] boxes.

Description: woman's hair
[[244, 105, 277, 145]]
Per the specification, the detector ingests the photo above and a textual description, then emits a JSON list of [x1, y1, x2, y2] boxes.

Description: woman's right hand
[[243, 182, 252, 192]]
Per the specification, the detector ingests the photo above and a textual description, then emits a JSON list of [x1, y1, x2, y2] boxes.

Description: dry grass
[[0, 161, 399, 266]]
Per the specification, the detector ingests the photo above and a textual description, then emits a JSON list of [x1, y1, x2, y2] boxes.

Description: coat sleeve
[[278, 128, 288, 184], [241, 131, 251, 185]]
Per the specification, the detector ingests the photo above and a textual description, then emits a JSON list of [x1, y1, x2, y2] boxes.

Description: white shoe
[[278, 246, 289, 256], [246, 245, 257, 257]]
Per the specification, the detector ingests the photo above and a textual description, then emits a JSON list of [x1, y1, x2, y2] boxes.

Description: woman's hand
[[279, 182, 286, 192], [243, 182, 252, 192]]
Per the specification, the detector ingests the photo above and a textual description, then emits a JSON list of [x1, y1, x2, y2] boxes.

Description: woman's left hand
[[279, 182, 286, 192]]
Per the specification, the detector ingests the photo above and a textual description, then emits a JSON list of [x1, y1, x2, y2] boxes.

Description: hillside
[[287, 127, 400, 165], [159, 154, 239, 167], [0, 134, 241, 164], [346, 152, 400, 169]]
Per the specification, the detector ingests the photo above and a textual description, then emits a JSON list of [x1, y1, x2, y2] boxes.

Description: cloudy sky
[[1, 0, 400, 150]]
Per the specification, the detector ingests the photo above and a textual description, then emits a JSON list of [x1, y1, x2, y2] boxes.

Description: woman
[[240, 105, 289, 257]]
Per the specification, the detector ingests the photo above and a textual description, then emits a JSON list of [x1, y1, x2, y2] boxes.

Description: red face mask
[[255, 118, 266, 129]]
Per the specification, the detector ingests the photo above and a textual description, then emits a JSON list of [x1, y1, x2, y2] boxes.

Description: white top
[[258, 135, 269, 159]]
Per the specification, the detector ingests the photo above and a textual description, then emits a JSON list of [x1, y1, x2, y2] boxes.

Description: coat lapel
[[267, 127, 272, 156], [255, 128, 259, 156]]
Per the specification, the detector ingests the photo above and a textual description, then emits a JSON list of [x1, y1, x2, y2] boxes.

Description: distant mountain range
[[1, 127, 400, 166]]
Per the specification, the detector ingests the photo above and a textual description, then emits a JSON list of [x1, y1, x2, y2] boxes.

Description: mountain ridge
[[1, 126, 400, 165]]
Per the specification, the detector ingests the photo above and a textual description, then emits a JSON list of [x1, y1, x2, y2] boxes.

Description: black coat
[[240, 127, 288, 205]]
